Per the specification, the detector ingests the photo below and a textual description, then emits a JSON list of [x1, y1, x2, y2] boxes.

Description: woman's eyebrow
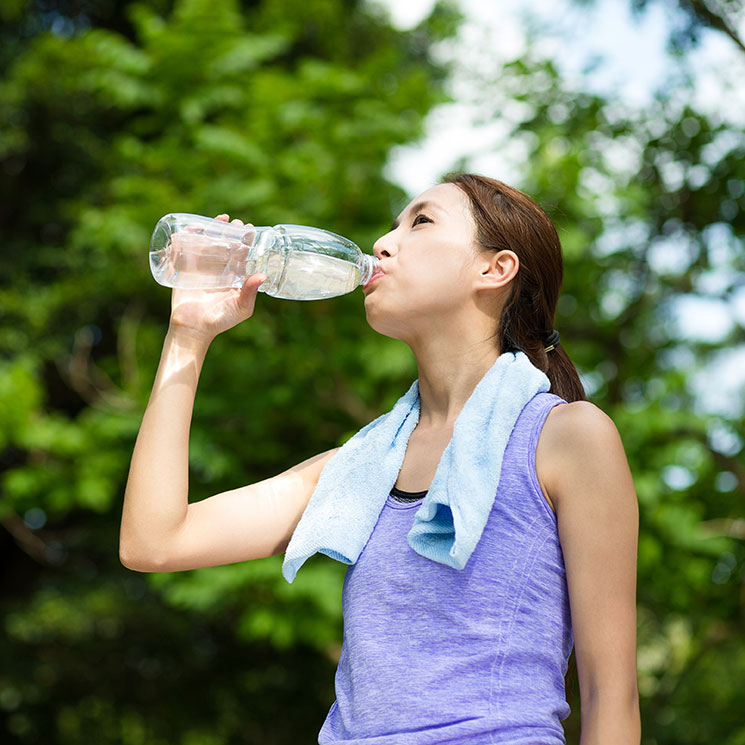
[[391, 200, 439, 231]]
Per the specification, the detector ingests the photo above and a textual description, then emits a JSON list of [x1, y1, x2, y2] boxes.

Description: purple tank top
[[318, 392, 574, 745]]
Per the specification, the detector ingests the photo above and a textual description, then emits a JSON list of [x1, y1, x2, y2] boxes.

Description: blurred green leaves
[[0, 0, 456, 742]]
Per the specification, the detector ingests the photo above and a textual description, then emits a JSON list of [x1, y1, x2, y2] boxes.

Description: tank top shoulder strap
[[517, 390, 568, 424], [495, 392, 568, 466], [502, 391, 569, 522], [520, 391, 569, 447]]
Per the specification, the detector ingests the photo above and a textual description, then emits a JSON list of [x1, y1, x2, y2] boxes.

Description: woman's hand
[[168, 214, 267, 344]]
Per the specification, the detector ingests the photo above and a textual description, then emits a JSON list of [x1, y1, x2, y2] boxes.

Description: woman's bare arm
[[119, 212, 339, 573], [119, 325, 338, 572], [119, 327, 210, 570], [155, 445, 339, 571], [543, 401, 641, 745]]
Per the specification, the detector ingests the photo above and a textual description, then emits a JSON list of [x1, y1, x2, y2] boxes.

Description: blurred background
[[1, 0, 744, 742]]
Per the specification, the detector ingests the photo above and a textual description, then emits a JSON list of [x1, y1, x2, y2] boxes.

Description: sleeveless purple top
[[318, 392, 573, 745]]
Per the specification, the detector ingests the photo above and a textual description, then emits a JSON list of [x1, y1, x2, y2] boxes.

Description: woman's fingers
[[214, 214, 252, 226]]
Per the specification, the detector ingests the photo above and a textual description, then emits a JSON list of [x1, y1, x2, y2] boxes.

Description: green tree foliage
[[0, 0, 460, 742]]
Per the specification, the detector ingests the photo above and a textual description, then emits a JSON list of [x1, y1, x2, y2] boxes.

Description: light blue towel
[[281, 351, 550, 584]]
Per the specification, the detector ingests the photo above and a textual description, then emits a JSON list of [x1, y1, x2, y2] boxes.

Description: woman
[[120, 173, 640, 744]]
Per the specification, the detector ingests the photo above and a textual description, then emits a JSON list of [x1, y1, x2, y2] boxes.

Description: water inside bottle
[[266, 250, 360, 300]]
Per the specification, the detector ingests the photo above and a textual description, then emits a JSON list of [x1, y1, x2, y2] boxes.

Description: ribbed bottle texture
[[149, 213, 380, 300]]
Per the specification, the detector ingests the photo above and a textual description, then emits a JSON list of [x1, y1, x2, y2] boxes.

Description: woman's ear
[[475, 249, 519, 291]]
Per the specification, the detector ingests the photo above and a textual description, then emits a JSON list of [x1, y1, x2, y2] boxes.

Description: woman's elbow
[[119, 541, 168, 573]]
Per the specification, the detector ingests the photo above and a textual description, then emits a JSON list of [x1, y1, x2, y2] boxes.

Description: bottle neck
[[359, 253, 380, 286]]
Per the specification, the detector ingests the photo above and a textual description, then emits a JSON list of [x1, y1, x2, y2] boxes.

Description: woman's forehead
[[411, 183, 466, 210], [394, 184, 473, 228]]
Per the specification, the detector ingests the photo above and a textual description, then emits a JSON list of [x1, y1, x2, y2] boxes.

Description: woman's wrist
[[165, 324, 214, 354]]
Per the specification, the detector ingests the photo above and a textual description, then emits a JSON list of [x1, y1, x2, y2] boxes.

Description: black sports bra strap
[[390, 485, 428, 502]]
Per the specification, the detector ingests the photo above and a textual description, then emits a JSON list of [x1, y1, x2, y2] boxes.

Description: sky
[[374, 0, 745, 415]]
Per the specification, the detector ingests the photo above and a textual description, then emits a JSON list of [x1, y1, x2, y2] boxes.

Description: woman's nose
[[373, 232, 395, 260]]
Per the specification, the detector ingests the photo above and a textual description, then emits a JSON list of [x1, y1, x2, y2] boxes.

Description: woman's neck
[[412, 342, 502, 428]]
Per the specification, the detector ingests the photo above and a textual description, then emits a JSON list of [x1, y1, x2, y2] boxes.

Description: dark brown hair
[[444, 172, 587, 403]]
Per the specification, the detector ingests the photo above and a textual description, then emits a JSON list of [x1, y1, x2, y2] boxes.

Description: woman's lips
[[364, 272, 385, 289]]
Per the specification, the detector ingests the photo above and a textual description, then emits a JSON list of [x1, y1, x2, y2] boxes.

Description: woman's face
[[363, 183, 482, 340]]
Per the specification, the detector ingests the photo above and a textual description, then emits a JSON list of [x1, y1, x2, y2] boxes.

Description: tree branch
[[55, 326, 136, 412], [1, 513, 51, 565], [687, 0, 745, 54]]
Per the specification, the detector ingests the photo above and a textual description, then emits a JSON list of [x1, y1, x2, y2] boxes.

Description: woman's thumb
[[237, 273, 267, 310]]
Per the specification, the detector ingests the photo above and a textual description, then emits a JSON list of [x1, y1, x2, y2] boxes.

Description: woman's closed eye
[[412, 214, 432, 226]]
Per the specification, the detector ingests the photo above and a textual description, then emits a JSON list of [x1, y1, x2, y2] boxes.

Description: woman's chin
[[363, 314, 406, 342]]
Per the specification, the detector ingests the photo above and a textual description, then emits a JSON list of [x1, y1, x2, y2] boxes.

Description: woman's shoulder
[[536, 399, 623, 510], [544, 398, 614, 432]]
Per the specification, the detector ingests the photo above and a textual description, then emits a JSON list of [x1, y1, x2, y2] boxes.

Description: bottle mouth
[[360, 254, 381, 286]]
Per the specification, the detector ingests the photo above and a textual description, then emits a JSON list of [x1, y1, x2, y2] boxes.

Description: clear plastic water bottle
[[149, 213, 381, 300]]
